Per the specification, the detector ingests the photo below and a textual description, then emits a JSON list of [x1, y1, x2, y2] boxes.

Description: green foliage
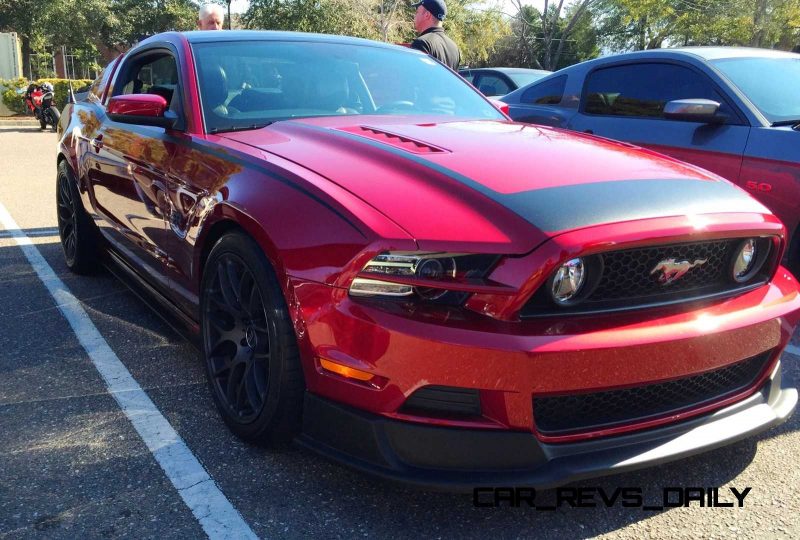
[[1, 78, 93, 114], [442, 0, 511, 66], [113, 0, 199, 45], [244, 0, 508, 65], [596, 0, 800, 51], [244, 0, 381, 38], [2, 0, 798, 78], [0, 0, 199, 76], [487, 1, 600, 70], [38, 78, 95, 110], [0, 78, 29, 114]]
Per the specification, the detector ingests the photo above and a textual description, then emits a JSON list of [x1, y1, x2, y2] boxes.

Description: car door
[[567, 61, 750, 183], [86, 49, 182, 288]]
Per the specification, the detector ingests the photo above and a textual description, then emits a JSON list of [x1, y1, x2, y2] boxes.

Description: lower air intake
[[533, 350, 772, 435]]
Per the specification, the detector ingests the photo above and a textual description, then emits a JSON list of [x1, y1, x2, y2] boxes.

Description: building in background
[[0, 32, 23, 79]]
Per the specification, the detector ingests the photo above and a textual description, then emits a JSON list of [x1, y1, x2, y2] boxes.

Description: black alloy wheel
[[205, 253, 271, 423], [201, 232, 304, 443], [56, 160, 96, 274]]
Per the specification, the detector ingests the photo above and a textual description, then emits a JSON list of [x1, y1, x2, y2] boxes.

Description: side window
[[88, 58, 117, 103], [476, 74, 512, 97], [584, 63, 732, 119], [116, 53, 180, 111], [521, 75, 566, 105], [460, 70, 474, 83]]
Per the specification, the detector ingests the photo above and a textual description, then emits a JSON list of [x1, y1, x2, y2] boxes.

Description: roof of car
[[182, 30, 400, 49], [670, 46, 799, 60], [462, 67, 552, 75], [581, 46, 799, 64], [547, 46, 799, 76]]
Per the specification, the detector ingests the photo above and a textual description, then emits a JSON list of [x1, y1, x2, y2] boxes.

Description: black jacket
[[410, 27, 461, 71]]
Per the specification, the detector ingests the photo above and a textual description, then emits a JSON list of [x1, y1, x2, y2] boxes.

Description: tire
[[48, 106, 60, 132], [39, 112, 47, 130], [56, 160, 98, 274], [200, 232, 305, 444]]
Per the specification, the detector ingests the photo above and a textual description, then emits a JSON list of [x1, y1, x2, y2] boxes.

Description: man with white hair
[[198, 4, 225, 30]]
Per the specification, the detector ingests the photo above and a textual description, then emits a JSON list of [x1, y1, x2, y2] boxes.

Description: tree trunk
[[751, 0, 768, 47], [637, 16, 646, 50], [552, 0, 591, 71]]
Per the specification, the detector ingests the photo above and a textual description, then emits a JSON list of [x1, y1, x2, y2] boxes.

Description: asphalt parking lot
[[1, 123, 799, 539]]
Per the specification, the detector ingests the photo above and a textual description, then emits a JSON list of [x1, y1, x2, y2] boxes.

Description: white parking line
[[0, 202, 258, 540], [0, 227, 59, 239]]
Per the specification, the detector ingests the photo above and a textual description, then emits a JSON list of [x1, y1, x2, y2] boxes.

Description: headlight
[[550, 258, 586, 303], [349, 252, 497, 303]]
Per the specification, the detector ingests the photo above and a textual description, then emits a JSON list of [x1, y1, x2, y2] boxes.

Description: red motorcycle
[[23, 82, 60, 131]]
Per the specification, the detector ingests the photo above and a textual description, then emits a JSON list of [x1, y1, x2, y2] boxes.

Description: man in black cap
[[410, 0, 461, 70]]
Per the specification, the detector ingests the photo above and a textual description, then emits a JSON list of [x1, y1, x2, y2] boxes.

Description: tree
[[0, 0, 45, 77], [438, 0, 510, 66], [243, 0, 381, 38], [596, 0, 800, 51], [244, 0, 508, 65], [111, 0, 199, 45], [376, 0, 412, 42], [489, 1, 599, 69], [1, 0, 198, 77], [501, 0, 599, 70]]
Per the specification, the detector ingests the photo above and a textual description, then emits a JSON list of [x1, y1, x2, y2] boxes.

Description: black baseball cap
[[411, 0, 447, 21]]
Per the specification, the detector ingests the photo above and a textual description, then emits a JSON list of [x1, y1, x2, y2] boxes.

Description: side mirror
[[663, 99, 724, 124], [488, 98, 510, 117], [107, 94, 178, 129]]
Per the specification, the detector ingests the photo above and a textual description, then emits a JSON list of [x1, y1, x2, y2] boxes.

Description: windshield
[[711, 56, 800, 124], [192, 40, 504, 133], [507, 71, 549, 88]]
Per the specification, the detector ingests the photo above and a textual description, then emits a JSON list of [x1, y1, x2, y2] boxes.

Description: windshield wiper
[[209, 121, 275, 134], [771, 119, 800, 127]]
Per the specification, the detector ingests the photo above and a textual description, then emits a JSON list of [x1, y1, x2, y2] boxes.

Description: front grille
[[522, 238, 774, 316], [591, 239, 735, 301], [533, 350, 772, 436]]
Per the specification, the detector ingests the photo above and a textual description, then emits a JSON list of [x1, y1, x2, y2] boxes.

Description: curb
[[0, 120, 41, 127]]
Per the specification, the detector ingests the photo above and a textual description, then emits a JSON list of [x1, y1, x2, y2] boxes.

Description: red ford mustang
[[57, 31, 799, 490]]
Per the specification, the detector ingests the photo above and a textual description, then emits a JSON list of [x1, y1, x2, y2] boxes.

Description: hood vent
[[340, 126, 448, 154]]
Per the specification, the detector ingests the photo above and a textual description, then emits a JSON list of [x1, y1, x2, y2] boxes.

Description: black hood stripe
[[497, 178, 767, 232], [291, 122, 768, 232]]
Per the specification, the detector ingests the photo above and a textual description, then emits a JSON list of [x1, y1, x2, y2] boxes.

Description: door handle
[[91, 134, 104, 152], [583, 129, 593, 134]]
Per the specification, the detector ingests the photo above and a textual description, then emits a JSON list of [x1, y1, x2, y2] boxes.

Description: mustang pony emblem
[[650, 258, 708, 285]]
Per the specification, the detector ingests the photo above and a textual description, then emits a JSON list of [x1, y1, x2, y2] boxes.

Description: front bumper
[[297, 359, 796, 492]]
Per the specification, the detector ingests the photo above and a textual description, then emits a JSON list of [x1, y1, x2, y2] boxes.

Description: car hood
[[222, 117, 768, 253]]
